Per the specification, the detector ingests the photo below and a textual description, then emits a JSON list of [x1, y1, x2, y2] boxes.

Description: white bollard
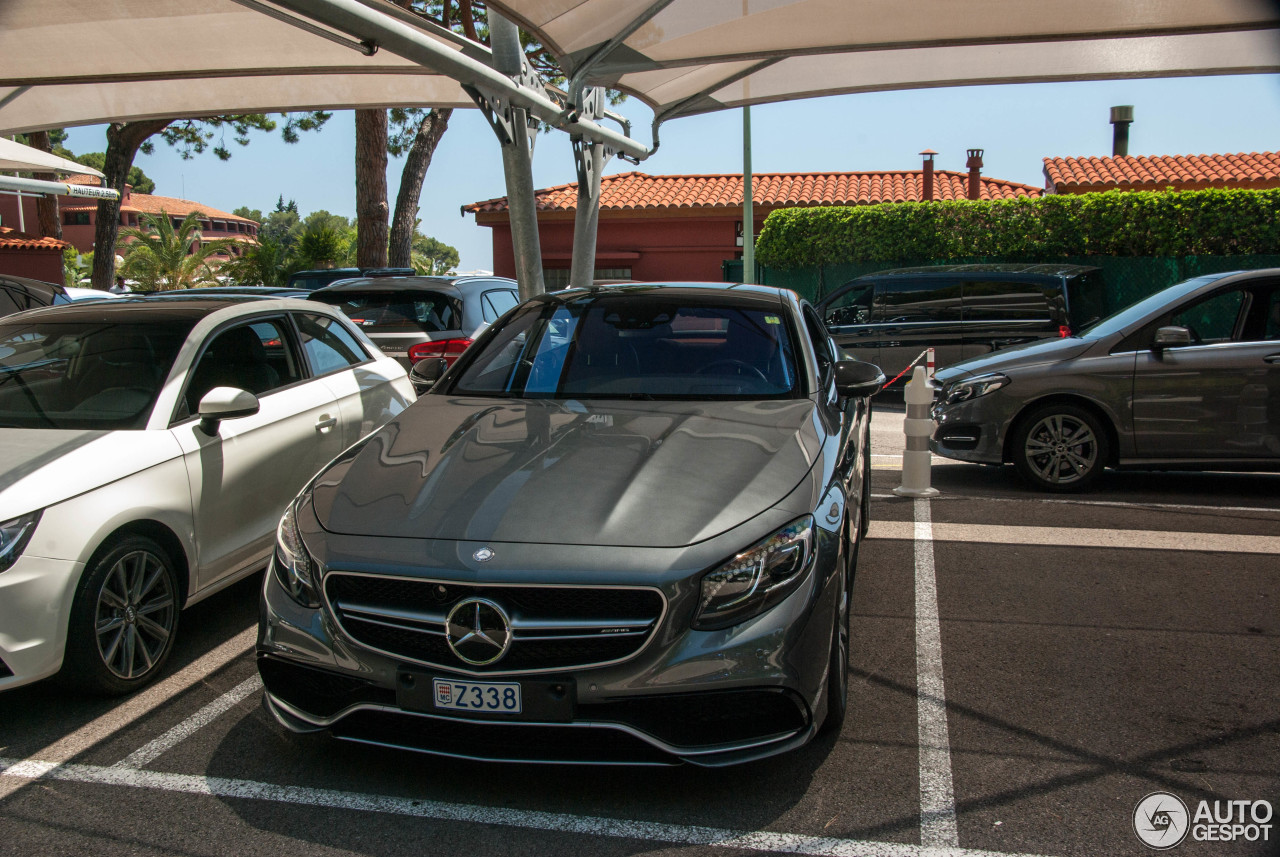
[[894, 365, 940, 498]]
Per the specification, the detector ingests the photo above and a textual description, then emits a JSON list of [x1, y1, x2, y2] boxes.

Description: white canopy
[[0, 0, 476, 135], [0, 136, 104, 175], [490, 0, 1280, 119]]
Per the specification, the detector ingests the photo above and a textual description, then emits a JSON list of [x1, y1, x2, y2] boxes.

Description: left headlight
[[692, 516, 814, 631], [273, 497, 319, 608], [0, 510, 41, 574], [944, 372, 1009, 404]]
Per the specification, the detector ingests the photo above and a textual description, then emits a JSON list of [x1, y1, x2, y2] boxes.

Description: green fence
[[724, 255, 1280, 311]]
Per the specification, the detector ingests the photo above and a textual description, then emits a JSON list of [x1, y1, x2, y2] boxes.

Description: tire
[[821, 558, 851, 735], [859, 432, 872, 539], [61, 535, 181, 696], [1011, 403, 1110, 492]]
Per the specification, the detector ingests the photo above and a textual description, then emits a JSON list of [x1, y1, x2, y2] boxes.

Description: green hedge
[[754, 188, 1280, 270]]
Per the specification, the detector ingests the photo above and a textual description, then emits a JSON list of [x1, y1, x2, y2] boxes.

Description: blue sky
[[63, 74, 1280, 273]]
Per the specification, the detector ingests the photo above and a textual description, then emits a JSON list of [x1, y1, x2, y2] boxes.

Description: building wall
[[0, 247, 65, 283], [483, 209, 769, 283]]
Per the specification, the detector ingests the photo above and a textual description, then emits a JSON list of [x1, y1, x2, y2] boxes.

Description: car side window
[[803, 305, 836, 380], [963, 280, 1052, 322], [1170, 289, 1247, 344], [0, 288, 19, 317], [296, 313, 370, 375], [823, 283, 873, 326], [1263, 290, 1280, 341], [482, 289, 519, 323], [874, 280, 962, 323], [183, 318, 300, 418]]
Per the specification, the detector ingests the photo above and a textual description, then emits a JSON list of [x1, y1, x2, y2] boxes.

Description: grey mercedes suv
[[931, 269, 1280, 491], [257, 283, 885, 765]]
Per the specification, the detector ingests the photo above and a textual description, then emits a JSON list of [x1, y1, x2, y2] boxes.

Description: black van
[[285, 267, 414, 291], [817, 264, 1106, 381]]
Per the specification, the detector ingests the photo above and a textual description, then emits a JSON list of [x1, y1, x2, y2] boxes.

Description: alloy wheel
[[1022, 413, 1100, 485], [94, 549, 177, 681]]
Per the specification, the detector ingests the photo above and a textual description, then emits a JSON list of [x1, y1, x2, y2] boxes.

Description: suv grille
[[325, 573, 665, 675]]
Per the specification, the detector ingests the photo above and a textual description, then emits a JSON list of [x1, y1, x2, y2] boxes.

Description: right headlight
[[273, 495, 319, 608], [944, 372, 1010, 404], [0, 510, 41, 574], [692, 516, 814, 631]]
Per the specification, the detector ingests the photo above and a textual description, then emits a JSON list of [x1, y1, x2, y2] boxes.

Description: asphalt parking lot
[[2, 397, 1277, 857]]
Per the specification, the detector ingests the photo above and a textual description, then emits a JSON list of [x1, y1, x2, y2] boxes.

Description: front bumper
[[257, 531, 840, 766], [0, 554, 83, 690], [929, 388, 1017, 465]]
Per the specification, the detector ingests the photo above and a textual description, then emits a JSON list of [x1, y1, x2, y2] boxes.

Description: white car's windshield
[[450, 294, 802, 400], [0, 321, 191, 429]]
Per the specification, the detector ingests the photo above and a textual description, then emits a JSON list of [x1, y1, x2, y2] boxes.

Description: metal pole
[[489, 12, 545, 299], [742, 106, 754, 284], [569, 139, 604, 290]]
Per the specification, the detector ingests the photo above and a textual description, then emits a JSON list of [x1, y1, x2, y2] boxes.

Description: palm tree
[[219, 237, 290, 288], [292, 223, 354, 270], [119, 211, 237, 290]]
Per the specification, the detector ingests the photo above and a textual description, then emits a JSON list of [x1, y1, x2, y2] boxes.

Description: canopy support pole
[[485, 11, 545, 300], [569, 88, 613, 291]]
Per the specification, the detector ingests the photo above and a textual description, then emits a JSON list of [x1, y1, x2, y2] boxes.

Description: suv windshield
[[0, 320, 192, 429], [449, 294, 801, 400], [320, 291, 462, 333]]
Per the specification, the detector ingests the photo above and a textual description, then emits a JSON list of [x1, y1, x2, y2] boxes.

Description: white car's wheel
[[63, 535, 180, 695]]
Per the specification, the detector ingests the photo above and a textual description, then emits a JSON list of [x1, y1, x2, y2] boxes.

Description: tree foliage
[[119, 211, 237, 290], [412, 233, 460, 275], [70, 152, 155, 194], [754, 188, 1280, 270]]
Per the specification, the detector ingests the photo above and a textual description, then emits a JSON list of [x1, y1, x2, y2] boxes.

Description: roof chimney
[[1110, 105, 1134, 157], [920, 149, 937, 201], [966, 149, 984, 200]]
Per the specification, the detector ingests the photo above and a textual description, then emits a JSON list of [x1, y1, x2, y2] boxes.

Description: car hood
[[313, 396, 826, 548], [0, 429, 183, 521], [936, 335, 1098, 383]]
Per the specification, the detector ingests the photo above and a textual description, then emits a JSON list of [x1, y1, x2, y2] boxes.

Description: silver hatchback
[[931, 269, 1280, 491]]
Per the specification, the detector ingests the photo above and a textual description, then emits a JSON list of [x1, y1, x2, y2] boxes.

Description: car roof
[[0, 292, 289, 325], [854, 263, 1101, 280], [0, 274, 65, 300], [532, 282, 791, 307], [312, 275, 518, 298]]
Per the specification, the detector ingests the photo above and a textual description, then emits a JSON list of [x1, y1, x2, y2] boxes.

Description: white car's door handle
[[316, 415, 338, 432]]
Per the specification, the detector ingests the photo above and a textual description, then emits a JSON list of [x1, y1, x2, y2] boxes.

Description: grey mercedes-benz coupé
[[257, 283, 884, 766]]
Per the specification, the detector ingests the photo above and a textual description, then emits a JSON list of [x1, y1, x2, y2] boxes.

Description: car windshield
[[0, 320, 192, 430], [1078, 273, 1237, 338], [319, 291, 462, 333], [449, 293, 801, 400]]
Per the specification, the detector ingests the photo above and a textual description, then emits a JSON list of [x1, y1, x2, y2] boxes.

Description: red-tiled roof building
[[464, 170, 1041, 284], [0, 226, 70, 282], [1043, 152, 1280, 194]]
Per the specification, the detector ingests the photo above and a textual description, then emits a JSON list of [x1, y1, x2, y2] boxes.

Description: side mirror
[[1152, 326, 1193, 351], [197, 386, 259, 435], [833, 359, 886, 399], [409, 357, 449, 396]]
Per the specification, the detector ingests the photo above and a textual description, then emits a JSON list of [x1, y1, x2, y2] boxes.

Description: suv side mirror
[[1152, 326, 1193, 351], [197, 386, 260, 435], [409, 357, 449, 396], [834, 360, 886, 398]]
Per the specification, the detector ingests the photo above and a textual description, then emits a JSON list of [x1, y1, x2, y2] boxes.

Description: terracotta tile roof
[[1043, 152, 1280, 192], [0, 226, 70, 250], [463, 170, 1042, 214], [62, 188, 258, 225]]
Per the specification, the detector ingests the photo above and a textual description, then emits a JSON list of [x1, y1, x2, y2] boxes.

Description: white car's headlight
[[944, 373, 1010, 404], [692, 516, 814, 631], [0, 510, 41, 574], [273, 497, 319, 608]]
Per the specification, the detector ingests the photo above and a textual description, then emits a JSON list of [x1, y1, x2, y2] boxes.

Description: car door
[[870, 278, 964, 378], [1131, 282, 1280, 460], [293, 310, 413, 448], [172, 315, 344, 590]]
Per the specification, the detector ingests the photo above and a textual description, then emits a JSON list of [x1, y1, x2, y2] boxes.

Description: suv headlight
[[0, 510, 41, 574], [273, 496, 319, 608], [944, 373, 1009, 404], [692, 516, 814, 631]]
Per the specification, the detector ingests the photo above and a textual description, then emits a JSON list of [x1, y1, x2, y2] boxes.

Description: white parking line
[[870, 521, 1280, 554], [0, 756, 1055, 857], [912, 500, 959, 849], [115, 674, 263, 769], [871, 493, 1280, 516], [0, 626, 255, 800]]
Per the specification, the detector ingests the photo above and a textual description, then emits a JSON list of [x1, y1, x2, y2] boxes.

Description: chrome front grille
[[324, 573, 666, 675]]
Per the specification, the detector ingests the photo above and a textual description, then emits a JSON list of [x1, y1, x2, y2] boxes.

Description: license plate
[[432, 678, 522, 714]]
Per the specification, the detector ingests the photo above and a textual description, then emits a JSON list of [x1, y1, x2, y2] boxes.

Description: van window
[[823, 283, 873, 326], [1065, 271, 1108, 331], [873, 280, 961, 323], [962, 281, 1052, 322]]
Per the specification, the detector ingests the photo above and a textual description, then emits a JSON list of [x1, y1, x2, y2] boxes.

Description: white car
[[0, 295, 415, 694]]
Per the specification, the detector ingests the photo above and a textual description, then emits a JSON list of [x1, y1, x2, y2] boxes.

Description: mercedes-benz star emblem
[[473, 547, 495, 562], [444, 597, 512, 666]]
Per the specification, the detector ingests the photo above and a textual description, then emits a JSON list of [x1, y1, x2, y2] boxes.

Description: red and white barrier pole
[[926, 347, 936, 380], [893, 365, 940, 498]]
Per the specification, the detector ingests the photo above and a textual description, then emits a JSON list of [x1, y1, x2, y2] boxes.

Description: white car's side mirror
[[197, 386, 260, 435]]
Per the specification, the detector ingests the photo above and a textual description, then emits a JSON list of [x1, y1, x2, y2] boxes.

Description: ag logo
[[1134, 792, 1190, 849]]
